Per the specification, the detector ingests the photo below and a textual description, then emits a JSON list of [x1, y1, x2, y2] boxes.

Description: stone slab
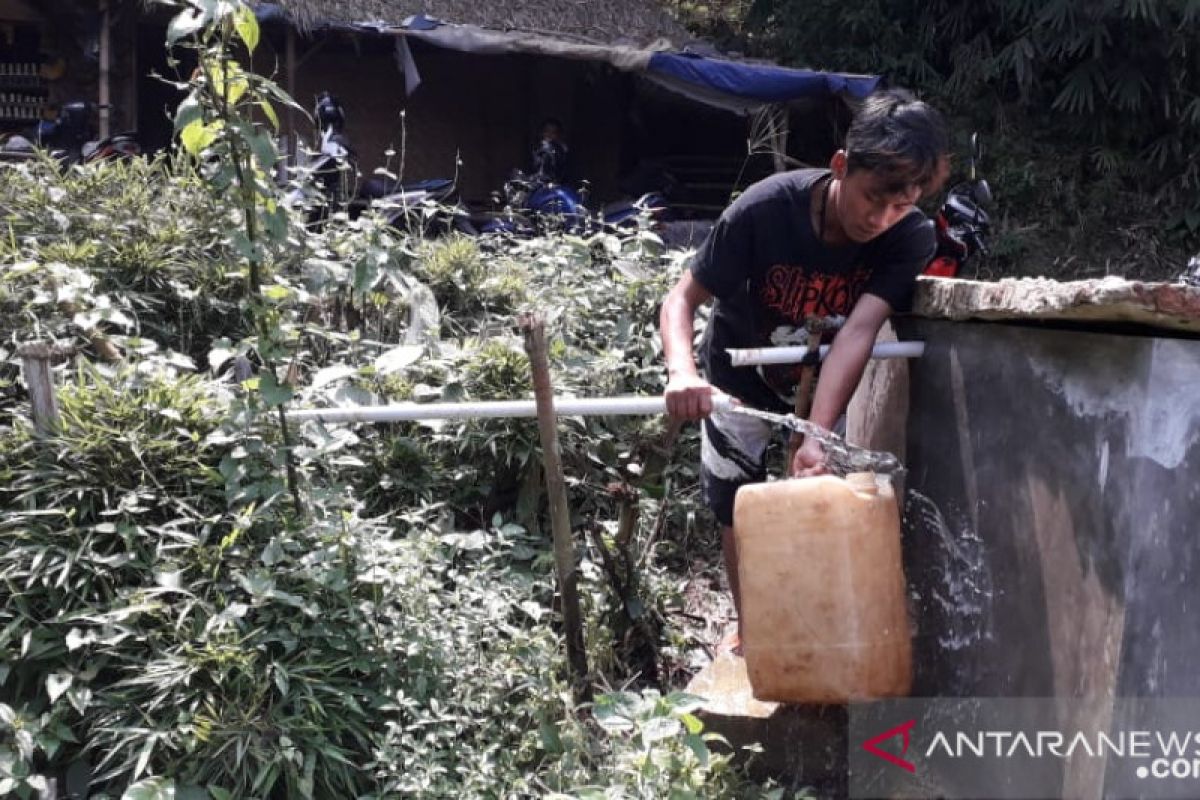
[[913, 275, 1200, 334], [686, 651, 848, 795]]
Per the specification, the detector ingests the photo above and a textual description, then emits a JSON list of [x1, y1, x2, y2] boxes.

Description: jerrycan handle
[[846, 472, 879, 495]]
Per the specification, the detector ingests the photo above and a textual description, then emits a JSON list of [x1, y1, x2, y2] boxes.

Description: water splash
[[904, 491, 993, 654], [728, 404, 905, 477]]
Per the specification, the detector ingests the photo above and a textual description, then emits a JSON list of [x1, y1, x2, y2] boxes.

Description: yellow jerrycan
[[733, 472, 911, 703]]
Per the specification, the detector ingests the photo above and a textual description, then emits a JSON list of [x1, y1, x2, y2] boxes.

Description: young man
[[659, 88, 949, 642]]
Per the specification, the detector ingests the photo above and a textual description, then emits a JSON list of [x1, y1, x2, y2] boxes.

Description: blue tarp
[[253, 3, 290, 25], [647, 52, 879, 103]]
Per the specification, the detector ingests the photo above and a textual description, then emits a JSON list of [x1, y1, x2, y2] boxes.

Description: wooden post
[[98, 0, 111, 139], [18, 343, 65, 435], [285, 26, 297, 162], [520, 312, 591, 699], [127, 12, 138, 135]]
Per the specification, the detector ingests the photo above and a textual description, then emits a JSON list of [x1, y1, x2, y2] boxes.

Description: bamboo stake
[[98, 0, 112, 140], [286, 27, 297, 162], [520, 313, 590, 700], [18, 343, 67, 435]]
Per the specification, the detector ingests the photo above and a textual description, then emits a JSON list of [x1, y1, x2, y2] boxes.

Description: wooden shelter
[[0, 0, 872, 215], [244, 0, 871, 212]]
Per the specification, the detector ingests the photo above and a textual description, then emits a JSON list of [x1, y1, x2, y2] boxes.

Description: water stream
[[903, 491, 994, 656], [728, 404, 905, 477]]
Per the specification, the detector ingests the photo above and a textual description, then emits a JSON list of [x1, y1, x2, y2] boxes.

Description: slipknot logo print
[[760, 264, 871, 322]]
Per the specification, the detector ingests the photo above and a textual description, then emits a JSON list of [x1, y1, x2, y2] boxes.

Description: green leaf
[[208, 788, 233, 800], [375, 345, 423, 375], [684, 732, 710, 765], [260, 538, 285, 566], [640, 715, 681, 746], [173, 93, 204, 134], [46, 672, 73, 703], [166, 9, 206, 45], [259, 372, 295, 407], [311, 365, 355, 389], [206, 58, 250, 106], [258, 101, 280, 130], [208, 338, 234, 372], [228, 121, 276, 171], [664, 692, 706, 715], [180, 120, 220, 156], [134, 737, 156, 779], [233, 5, 260, 53], [261, 283, 292, 302], [122, 777, 176, 800]]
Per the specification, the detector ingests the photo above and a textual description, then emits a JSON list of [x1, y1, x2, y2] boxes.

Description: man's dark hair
[[845, 88, 948, 194], [541, 117, 564, 135]]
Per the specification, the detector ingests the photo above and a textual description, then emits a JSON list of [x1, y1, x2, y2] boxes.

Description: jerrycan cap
[[845, 472, 879, 495]]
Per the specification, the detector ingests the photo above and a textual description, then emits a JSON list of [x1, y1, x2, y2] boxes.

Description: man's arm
[[661, 271, 716, 420], [791, 293, 892, 475]]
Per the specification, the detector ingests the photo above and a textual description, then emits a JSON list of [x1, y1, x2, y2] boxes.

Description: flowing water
[[902, 491, 998, 690], [728, 404, 905, 477]]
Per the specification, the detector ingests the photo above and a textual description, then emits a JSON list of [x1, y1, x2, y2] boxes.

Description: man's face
[[834, 157, 922, 243]]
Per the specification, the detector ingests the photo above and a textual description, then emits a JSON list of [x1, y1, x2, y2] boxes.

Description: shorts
[[700, 404, 847, 527]]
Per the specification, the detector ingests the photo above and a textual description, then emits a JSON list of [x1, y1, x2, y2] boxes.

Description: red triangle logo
[[862, 719, 917, 773]]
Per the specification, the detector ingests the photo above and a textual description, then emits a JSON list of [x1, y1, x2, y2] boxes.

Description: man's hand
[[789, 436, 827, 477], [665, 373, 717, 421], [660, 271, 716, 421]]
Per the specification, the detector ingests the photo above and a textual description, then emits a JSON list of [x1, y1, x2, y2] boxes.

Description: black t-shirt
[[692, 168, 934, 413]]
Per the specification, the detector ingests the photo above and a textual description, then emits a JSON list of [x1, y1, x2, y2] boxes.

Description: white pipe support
[[726, 341, 925, 367]]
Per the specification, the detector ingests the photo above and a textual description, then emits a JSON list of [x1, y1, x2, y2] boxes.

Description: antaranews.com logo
[[849, 699, 1200, 799]]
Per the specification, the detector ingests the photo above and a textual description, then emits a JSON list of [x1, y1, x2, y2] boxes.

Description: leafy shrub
[[677, 0, 1197, 277], [0, 3, 758, 794]]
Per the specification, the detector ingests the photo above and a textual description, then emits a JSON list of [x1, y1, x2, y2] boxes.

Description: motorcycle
[[925, 133, 991, 278], [0, 101, 141, 165], [290, 92, 460, 233], [466, 168, 671, 237]]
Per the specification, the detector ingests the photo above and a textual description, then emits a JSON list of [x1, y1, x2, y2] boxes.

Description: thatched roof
[[257, 0, 691, 46]]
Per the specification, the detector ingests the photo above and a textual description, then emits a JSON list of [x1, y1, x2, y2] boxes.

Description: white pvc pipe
[[727, 341, 925, 367], [287, 394, 736, 424]]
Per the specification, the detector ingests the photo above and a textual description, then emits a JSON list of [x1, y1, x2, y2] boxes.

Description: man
[[531, 117, 571, 185], [659, 88, 948, 646]]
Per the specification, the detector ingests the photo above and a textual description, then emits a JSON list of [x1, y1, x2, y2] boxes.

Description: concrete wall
[[844, 318, 1200, 796], [888, 319, 1200, 694]]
